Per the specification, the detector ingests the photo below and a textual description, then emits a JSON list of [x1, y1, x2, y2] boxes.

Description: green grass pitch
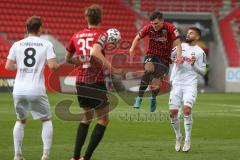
[[0, 92, 240, 160]]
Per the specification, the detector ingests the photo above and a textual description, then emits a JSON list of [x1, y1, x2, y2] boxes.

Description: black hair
[[188, 26, 202, 37], [26, 16, 42, 33], [85, 4, 102, 25], [149, 10, 163, 21]]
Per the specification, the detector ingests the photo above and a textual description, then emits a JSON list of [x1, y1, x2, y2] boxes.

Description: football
[[107, 28, 121, 44]]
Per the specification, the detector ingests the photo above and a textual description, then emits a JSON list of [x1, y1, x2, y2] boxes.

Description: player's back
[[67, 28, 107, 83], [9, 36, 55, 95]]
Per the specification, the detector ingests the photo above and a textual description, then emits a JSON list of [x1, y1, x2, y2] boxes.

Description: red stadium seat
[[140, 0, 223, 13]]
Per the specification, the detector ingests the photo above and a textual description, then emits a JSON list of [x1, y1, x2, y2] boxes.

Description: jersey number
[[77, 38, 94, 68], [24, 48, 36, 67], [77, 38, 93, 56]]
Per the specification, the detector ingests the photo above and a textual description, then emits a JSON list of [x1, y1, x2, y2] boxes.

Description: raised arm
[[129, 34, 141, 59], [174, 38, 183, 64]]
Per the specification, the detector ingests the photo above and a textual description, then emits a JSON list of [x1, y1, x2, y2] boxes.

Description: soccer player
[[169, 27, 206, 152], [65, 5, 122, 160], [5, 16, 59, 160], [129, 10, 183, 112]]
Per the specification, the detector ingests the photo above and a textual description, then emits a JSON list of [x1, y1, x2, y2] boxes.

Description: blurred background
[[0, 0, 240, 93]]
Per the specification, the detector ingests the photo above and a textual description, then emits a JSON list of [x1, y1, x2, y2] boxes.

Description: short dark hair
[[26, 16, 42, 33], [85, 4, 102, 25], [149, 10, 163, 21], [188, 26, 202, 37]]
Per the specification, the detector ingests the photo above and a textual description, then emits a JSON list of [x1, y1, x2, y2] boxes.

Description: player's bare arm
[[92, 43, 123, 74], [5, 59, 17, 71], [174, 38, 183, 64], [47, 58, 60, 71], [129, 34, 141, 61], [65, 51, 79, 65]]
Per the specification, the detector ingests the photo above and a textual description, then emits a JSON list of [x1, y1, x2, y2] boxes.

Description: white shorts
[[169, 84, 197, 110], [13, 95, 51, 120]]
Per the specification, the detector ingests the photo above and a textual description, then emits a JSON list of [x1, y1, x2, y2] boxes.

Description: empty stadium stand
[[1, 0, 240, 86], [138, 0, 223, 14]]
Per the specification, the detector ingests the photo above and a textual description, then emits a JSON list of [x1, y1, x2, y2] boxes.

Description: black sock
[[138, 72, 152, 97], [84, 124, 106, 160], [73, 123, 90, 159], [138, 82, 148, 97], [151, 88, 160, 97]]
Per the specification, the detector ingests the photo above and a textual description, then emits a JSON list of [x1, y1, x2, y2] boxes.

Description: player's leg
[[182, 106, 192, 152], [169, 85, 182, 152], [149, 78, 160, 112], [41, 118, 53, 160], [83, 105, 109, 160], [13, 119, 26, 160], [149, 60, 169, 112], [30, 95, 53, 160], [83, 82, 109, 160], [13, 95, 28, 160], [72, 83, 95, 160], [72, 107, 93, 160], [134, 58, 155, 108], [182, 85, 197, 152]]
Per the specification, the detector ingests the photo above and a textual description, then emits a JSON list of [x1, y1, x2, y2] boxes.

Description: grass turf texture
[[0, 92, 240, 160]]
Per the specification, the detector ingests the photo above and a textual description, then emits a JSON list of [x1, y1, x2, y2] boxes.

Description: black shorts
[[144, 56, 169, 79], [76, 82, 109, 108]]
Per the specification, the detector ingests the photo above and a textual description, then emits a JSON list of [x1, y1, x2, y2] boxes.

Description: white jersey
[[7, 36, 56, 95], [170, 43, 206, 86]]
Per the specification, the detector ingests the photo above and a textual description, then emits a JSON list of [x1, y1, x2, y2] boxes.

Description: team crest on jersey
[[191, 52, 196, 56]]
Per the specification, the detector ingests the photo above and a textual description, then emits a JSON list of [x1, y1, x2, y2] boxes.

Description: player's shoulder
[[71, 29, 86, 39], [194, 45, 205, 54], [145, 23, 152, 28], [142, 23, 152, 30], [28, 36, 52, 45], [94, 29, 107, 41], [164, 22, 176, 30], [95, 28, 107, 36], [39, 37, 53, 46], [10, 37, 28, 49]]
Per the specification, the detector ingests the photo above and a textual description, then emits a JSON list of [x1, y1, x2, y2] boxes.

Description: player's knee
[[183, 106, 191, 116], [145, 62, 155, 73], [97, 116, 109, 126], [41, 117, 51, 122], [169, 109, 178, 118], [82, 115, 93, 124], [17, 119, 26, 124]]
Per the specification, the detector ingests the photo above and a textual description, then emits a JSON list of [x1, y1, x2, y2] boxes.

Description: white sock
[[42, 120, 53, 157], [13, 121, 25, 156], [184, 114, 193, 142], [170, 116, 181, 139]]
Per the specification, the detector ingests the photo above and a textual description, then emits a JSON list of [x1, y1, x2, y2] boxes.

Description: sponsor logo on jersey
[[150, 37, 167, 42], [162, 29, 167, 33]]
